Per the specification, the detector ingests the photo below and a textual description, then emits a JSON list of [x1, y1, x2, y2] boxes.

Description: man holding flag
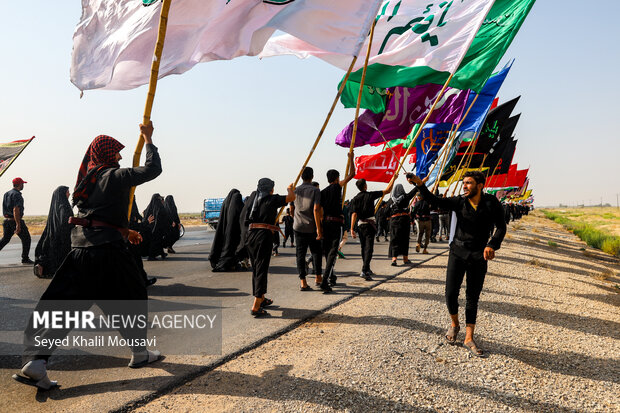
[[408, 170, 506, 357]]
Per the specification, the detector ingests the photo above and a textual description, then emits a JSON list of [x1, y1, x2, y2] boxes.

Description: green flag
[[341, 0, 536, 111]]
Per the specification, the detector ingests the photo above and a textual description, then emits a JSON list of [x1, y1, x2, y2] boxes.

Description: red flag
[[490, 97, 499, 110], [354, 144, 405, 183]]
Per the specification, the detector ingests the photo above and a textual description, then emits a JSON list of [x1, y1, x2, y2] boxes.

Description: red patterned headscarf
[[73, 135, 125, 205]]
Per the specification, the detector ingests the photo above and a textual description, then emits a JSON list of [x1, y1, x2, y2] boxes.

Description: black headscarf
[[249, 178, 274, 221], [164, 195, 180, 224], [143, 193, 164, 221], [34, 186, 74, 277]]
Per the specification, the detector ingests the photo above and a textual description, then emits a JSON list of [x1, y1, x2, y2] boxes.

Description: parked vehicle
[[201, 198, 225, 229]]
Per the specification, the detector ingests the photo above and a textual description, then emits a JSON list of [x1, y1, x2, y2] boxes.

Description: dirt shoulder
[[134, 214, 619, 412]]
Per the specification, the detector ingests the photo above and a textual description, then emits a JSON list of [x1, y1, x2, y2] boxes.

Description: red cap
[[12, 177, 27, 186]]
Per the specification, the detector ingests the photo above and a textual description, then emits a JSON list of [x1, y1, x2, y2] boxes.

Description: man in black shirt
[[318, 152, 355, 293], [350, 178, 394, 280], [0, 177, 33, 264], [409, 171, 506, 357]]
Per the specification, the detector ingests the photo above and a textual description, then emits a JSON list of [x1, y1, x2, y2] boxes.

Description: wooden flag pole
[[450, 131, 479, 196], [274, 54, 359, 224], [374, 73, 455, 214], [342, 19, 377, 207], [428, 93, 479, 193], [430, 127, 456, 193], [0, 137, 35, 180], [127, 0, 172, 219]]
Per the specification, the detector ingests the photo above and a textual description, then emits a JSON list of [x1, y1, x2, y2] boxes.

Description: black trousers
[[247, 229, 273, 298], [283, 228, 294, 246], [322, 221, 341, 283], [22, 242, 147, 364], [445, 251, 487, 325], [295, 231, 322, 278], [357, 224, 376, 273], [0, 219, 31, 259]]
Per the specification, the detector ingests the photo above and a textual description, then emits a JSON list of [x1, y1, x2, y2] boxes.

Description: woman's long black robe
[[34, 186, 74, 278]]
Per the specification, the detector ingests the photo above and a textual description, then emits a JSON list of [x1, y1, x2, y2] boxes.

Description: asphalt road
[[0, 228, 448, 412]]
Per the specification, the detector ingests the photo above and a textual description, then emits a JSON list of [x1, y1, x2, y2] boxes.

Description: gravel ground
[[133, 212, 620, 413]]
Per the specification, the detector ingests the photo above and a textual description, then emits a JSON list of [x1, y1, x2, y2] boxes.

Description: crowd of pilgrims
[[33, 189, 182, 285], [34, 168, 529, 316], [10, 125, 533, 389]]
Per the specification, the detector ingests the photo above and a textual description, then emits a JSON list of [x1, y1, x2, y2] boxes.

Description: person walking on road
[[412, 193, 432, 254], [33, 186, 74, 278], [293, 167, 323, 291], [13, 123, 163, 390], [350, 178, 394, 280], [0, 178, 34, 264], [408, 171, 506, 357], [244, 178, 295, 317], [319, 153, 355, 292], [388, 182, 418, 266]]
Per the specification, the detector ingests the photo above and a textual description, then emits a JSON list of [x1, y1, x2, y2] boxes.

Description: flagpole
[[273, 55, 360, 224], [0, 137, 35, 180], [127, 0, 172, 219], [451, 130, 481, 196], [429, 92, 480, 192], [374, 73, 455, 213], [342, 19, 377, 207], [447, 131, 477, 196], [430, 129, 455, 193]]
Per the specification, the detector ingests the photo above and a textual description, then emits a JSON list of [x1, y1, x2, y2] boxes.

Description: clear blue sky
[[1, 1, 619, 214]]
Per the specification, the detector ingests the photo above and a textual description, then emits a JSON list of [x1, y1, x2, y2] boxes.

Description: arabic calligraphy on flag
[[354, 144, 406, 183], [336, 84, 468, 148]]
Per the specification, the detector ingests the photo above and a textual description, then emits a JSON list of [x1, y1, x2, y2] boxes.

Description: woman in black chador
[[388, 183, 418, 266], [209, 188, 244, 272], [33, 186, 74, 278], [163, 195, 181, 253], [13, 123, 162, 390], [143, 193, 170, 260]]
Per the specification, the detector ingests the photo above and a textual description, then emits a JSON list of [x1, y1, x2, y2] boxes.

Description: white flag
[[261, 0, 494, 85], [71, 0, 382, 91]]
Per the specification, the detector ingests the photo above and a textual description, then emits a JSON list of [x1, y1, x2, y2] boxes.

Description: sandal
[[403, 260, 413, 265], [250, 308, 269, 318], [463, 340, 486, 358], [260, 298, 274, 308], [445, 325, 460, 344], [300, 285, 313, 291]]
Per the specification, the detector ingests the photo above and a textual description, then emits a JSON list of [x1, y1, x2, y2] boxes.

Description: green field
[[540, 207, 620, 256]]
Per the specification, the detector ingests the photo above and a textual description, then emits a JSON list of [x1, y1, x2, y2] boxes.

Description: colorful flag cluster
[[68, 0, 538, 205], [265, 0, 537, 204]]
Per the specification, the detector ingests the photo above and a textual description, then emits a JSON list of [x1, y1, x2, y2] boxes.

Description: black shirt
[[320, 183, 343, 218], [244, 192, 287, 226], [417, 184, 506, 259], [282, 215, 294, 230], [351, 190, 383, 220], [72, 143, 162, 247], [412, 197, 431, 220], [2, 188, 24, 218]]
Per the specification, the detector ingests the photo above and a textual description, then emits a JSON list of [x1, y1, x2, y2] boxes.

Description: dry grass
[[527, 258, 550, 269]]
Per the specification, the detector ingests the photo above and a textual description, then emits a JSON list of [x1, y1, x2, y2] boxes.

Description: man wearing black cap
[[0, 177, 33, 264]]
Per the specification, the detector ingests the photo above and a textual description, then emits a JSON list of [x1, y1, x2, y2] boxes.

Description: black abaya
[[34, 186, 74, 278], [209, 189, 243, 271]]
